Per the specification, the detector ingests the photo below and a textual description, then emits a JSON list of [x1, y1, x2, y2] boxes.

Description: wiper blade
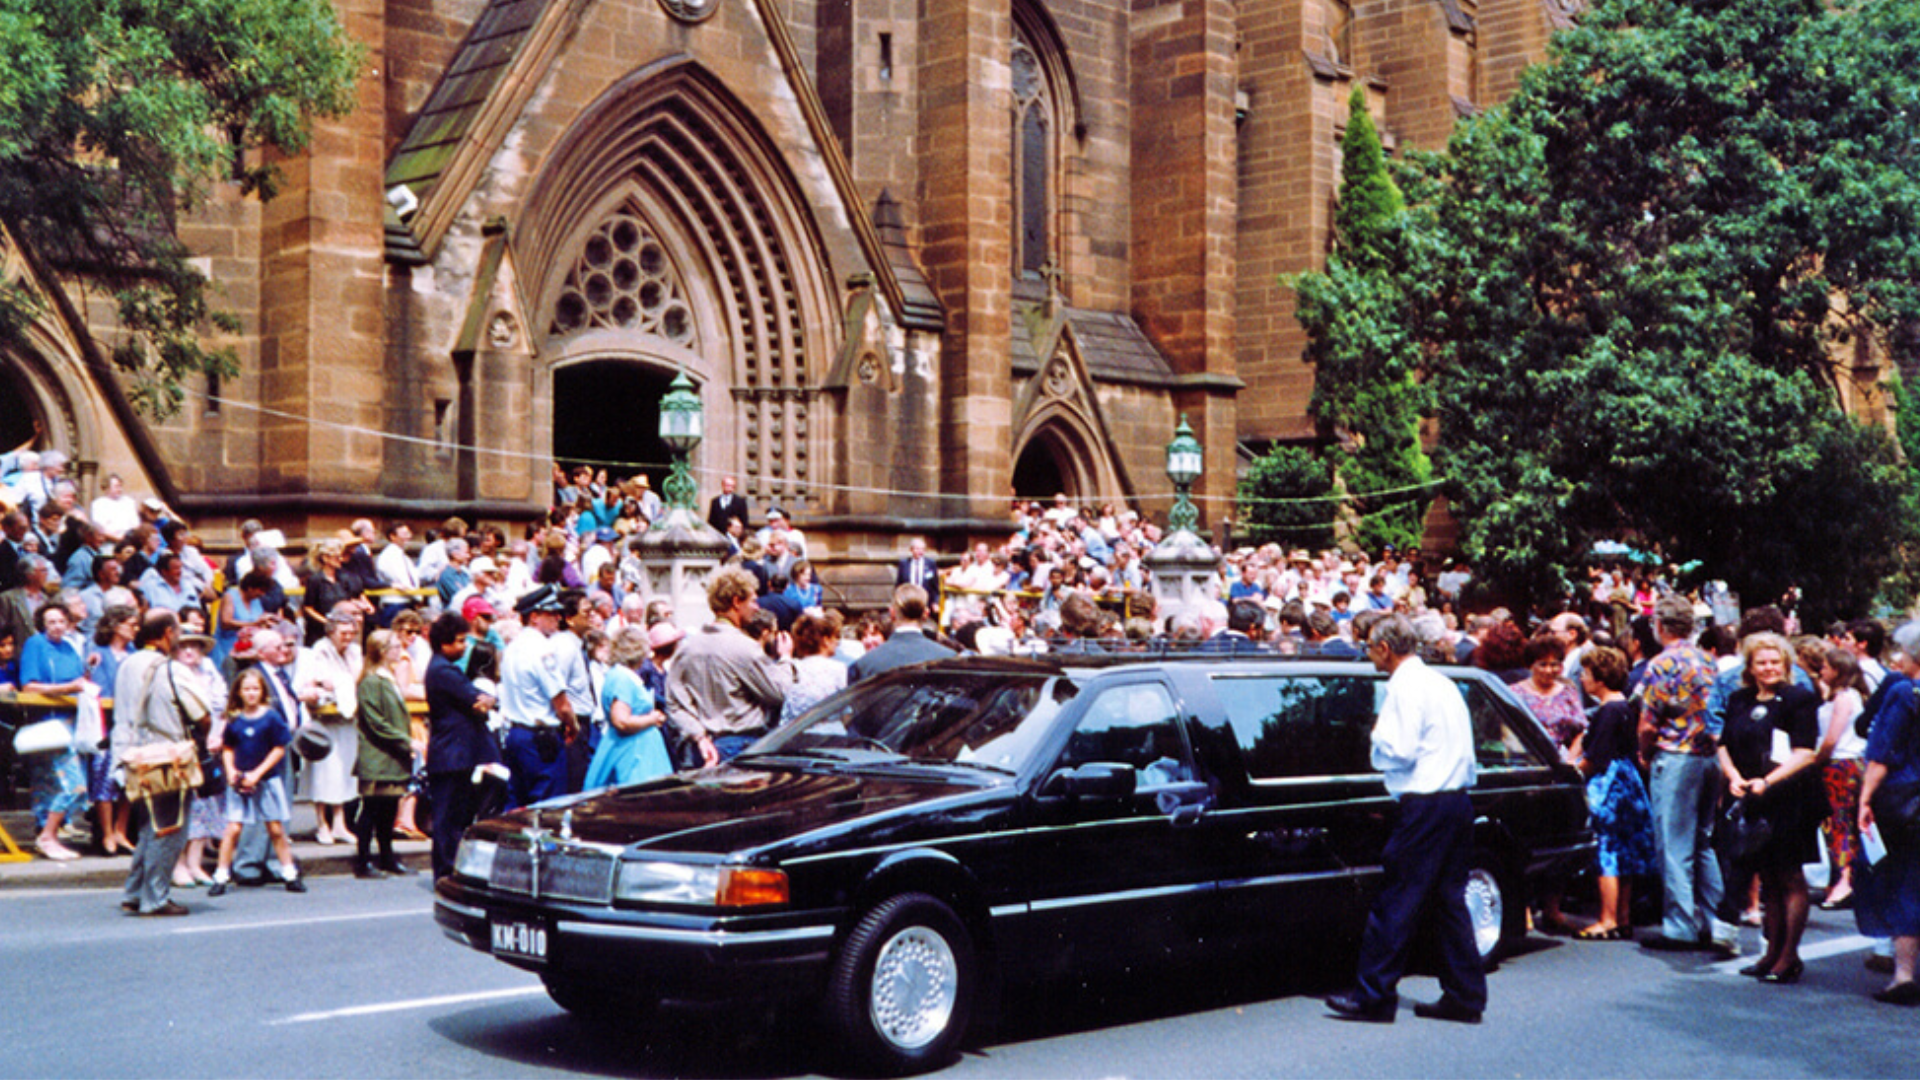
[[911, 757, 1016, 775]]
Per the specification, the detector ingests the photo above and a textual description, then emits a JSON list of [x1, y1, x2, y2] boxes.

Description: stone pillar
[[919, 0, 1011, 520], [256, 0, 388, 505], [1131, 0, 1239, 521], [632, 509, 732, 633], [1147, 527, 1219, 628]]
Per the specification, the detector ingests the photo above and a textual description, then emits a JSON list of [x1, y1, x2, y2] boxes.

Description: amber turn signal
[[716, 867, 790, 907]]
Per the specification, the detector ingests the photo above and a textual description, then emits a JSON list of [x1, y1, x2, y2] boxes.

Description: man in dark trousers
[[849, 584, 954, 683], [425, 612, 499, 880], [1325, 614, 1486, 1024]]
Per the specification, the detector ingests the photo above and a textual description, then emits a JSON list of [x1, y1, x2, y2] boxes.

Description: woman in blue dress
[[782, 560, 823, 612], [19, 602, 90, 861], [1573, 646, 1656, 940], [1857, 621, 1920, 1005], [582, 626, 672, 790]]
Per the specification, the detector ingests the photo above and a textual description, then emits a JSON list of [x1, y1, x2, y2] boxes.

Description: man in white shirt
[[1326, 614, 1485, 1025], [89, 474, 140, 542]]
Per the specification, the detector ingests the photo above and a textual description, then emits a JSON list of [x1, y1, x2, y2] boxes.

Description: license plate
[[489, 918, 550, 964]]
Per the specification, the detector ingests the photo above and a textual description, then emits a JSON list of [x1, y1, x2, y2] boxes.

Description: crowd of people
[[2, 451, 1916, 1007]]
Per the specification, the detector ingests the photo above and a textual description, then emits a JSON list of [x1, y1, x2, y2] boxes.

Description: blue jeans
[[713, 735, 760, 761], [1649, 751, 1726, 942]]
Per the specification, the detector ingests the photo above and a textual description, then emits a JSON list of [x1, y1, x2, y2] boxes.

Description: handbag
[[73, 687, 105, 751], [12, 718, 73, 757], [1713, 798, 1774, 863], [124, 738, 205, 834]]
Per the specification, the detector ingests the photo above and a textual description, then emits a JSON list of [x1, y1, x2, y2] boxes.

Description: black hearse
[[435, 653, 1592, 1073]]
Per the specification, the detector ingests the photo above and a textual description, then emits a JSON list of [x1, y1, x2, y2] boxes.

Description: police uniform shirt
[[499, 627, 566, 728]]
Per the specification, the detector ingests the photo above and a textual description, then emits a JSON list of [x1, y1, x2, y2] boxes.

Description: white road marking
[[270, 986, 545, 1025], [1707, 933, 1875, 974], [172, 907, 426, 935]]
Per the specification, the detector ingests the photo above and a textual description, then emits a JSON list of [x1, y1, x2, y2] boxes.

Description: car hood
[[494, 764, 987, 855]]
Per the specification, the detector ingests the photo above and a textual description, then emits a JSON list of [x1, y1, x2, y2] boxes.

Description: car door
[[1205, 671, 1394, 950], [1010, 677, 1222, 977]]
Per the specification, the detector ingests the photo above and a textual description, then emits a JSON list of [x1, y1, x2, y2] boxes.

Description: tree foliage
[[1387, 0, 1920, 618], [0, 0, 360, 418], [1238, 445, 1336, 550], [1293, 87, 1433, 553]]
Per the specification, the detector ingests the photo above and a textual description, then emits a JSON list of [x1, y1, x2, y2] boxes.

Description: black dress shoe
[[283, 876, 307, 893], [1758, 959, 1803, 985], [1640, 934, 1703, 952], [206, 880, 229, 897], [351, 860, 379, 879], [1413, 997, 1483, 1024], [374, 859, 414, 876], [1325, 992, 1396, 1023], [1738, 960, 1771, 978], [1872, 981, 1920, 1006]]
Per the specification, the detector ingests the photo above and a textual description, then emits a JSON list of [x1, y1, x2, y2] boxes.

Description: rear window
[[1211, 675, 1378, 779]]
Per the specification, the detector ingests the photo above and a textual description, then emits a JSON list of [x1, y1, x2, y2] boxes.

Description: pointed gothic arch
[[518, 60, 843, 510]]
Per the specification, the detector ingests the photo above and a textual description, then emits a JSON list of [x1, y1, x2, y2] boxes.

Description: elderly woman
[[19, 600, 91, 860], [299, 606, 363, 845], [1857, 621, 1920, 1005], [1718, 632, 1824, 983], [353, 629, 416, 877], [582, 626, 672, 790], [1510, 630, 1588, 934]]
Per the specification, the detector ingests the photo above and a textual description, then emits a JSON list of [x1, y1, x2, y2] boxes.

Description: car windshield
[[748, 671, 1078, 775]]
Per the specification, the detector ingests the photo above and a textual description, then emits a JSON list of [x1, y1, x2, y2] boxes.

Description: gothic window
[[549, 211, 697, 347], [1011, 30, 1053, 285]]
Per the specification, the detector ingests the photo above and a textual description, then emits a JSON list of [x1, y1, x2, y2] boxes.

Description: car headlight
[[454, 838, 497, 882], [615, 861, 789, 907]]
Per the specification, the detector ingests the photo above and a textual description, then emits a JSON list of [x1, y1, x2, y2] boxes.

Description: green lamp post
[[658, 369, 703, 512], [1165, 413, 1202, 534]]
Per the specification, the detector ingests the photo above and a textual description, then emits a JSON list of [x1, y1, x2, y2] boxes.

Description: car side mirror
[[1042, 762, 1138, 800]]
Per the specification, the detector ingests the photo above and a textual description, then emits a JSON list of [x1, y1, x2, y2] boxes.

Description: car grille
[[489, 841, 618, 904]]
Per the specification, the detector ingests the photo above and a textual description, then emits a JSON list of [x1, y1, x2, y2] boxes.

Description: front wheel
[[826, 892, 975, 1075]]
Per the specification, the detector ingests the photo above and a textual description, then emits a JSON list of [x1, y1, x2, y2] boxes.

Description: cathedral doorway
[[0, 360, 40, 450], [1012, 431, 1072, 501], [551, 360, 677, 487]]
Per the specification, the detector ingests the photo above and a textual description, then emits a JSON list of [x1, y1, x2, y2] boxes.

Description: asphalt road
[[0, 877, 1912, 1079]]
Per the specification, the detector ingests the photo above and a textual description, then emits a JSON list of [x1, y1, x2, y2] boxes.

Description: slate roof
[[1012, 306, 1176, 387]]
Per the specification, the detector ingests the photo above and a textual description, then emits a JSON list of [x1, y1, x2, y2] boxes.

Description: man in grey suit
[[848, 584, 955, 683]]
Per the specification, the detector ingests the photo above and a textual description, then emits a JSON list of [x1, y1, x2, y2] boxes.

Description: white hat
[[469, 556, 498, 575]]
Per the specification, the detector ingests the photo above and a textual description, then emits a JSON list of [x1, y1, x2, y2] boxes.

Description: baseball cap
[[462, 596, 496, 620]]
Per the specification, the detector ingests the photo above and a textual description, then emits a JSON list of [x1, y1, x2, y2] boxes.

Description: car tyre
[[542, 974, 656, 1025], [826, 892, 975, 1076], [1464, 850, 1523, 966]]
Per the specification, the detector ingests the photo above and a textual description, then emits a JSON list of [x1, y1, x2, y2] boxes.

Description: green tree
[[0, 0, 360, 418], [1400, 0, 1920, 618], [1237, 445, 1336, 550], [1293, 86, 1434, 553]]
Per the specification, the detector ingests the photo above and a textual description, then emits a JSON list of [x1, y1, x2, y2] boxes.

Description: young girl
[[208, 668, 305, 896]]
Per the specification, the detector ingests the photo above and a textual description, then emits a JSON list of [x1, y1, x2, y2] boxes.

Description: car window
[[1455, 679, 1546, 769], [1056, 682, 1191, 788], [1211, 675, 1377, 779]]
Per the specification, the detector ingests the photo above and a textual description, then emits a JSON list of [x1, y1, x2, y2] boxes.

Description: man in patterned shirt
[[1638, 595, 1737, 955]]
